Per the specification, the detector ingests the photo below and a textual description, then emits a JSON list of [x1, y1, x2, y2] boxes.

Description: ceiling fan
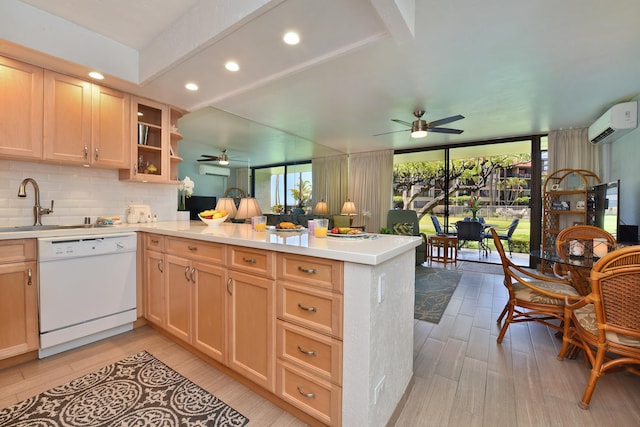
[[197, 149, 232, 165], [375, 109, 465, 138]]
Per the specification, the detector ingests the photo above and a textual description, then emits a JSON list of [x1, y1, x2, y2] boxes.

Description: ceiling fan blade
[[427, 114, 465, 128], [391, 119, 412, 127], [373, 129, 409, 136], [197, 158, 219, 162], [427, 127, 464, 134]]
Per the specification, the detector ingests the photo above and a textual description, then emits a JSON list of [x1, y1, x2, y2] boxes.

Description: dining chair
[[557, 245, 640, 409], [554, 225, 616, 295], [489, 228, 582, 343], [485, 218, 519, 257], [455, 220, 487, 257]]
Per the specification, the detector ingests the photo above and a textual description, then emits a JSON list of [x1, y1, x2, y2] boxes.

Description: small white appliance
[[588, 101, 638, 144], [37, 233, 137, 358]]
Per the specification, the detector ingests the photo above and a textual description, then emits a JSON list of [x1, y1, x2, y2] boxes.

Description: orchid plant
[[467, 194, 480, 219], [178, 176, 194, 211]]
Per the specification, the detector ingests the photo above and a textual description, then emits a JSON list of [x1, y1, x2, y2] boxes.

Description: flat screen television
[[587, 180, 619, 238]]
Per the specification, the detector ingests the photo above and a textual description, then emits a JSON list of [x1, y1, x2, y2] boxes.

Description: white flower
[[362, 210, 371, 218], [179, 176, 194, 197]]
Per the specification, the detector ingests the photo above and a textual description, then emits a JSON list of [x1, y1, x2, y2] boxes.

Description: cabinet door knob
[[226, 277, 233, 295], [94, 147, 99, 161], [184, 266, 191, 281], [297, 345, 316, 356], [157, 259, 163, 273], [190, 267, 196, 283], [297, 303, 317, 313], [297, 386, 316, 399], [27, 267, 33, 286]]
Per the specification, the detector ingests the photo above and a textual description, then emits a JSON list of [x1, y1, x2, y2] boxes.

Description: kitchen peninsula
[[0, 221, 420, 427]]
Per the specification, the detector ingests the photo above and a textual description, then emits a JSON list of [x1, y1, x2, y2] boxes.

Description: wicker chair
[[490, 228, 582, 343], [557, 245, 640, 409], [554, 225, 616, 295]]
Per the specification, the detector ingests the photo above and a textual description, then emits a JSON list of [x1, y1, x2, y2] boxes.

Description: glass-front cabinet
[[120, 97, 184, 183]]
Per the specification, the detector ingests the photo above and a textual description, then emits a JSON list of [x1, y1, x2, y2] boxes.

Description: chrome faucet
[[17, 178, 54, 226]]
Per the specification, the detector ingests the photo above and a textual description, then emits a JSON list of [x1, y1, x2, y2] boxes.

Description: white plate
[[327, 232, 368, 238], [268, 226, 306, 232]]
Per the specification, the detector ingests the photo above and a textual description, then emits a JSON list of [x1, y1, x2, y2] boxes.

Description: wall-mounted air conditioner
[[198, 164, 230, 176], [588, 101, 638, 144]]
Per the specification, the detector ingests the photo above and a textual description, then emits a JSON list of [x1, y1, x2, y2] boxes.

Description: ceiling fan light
[[218, 153, 229, 165], [411, 120, 428, 138]]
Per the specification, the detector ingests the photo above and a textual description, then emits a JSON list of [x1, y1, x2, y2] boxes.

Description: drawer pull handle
[[157, 259, 163, 273], [190, 267, 196, 283], [297, 386, 316, 399], [188, 245, 198, 252], [226, 277, 233, 295], [151, 239, 159, 244], [297, 345, 316, 356], [298, 266, 316, 274], [242, 257, 257, 264], [27, 267, 33, 286], [297, 303, 317, 312], [184, 266, 191, 281]]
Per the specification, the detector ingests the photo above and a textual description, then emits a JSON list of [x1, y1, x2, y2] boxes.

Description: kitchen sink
[[0, 224, 96, 232]]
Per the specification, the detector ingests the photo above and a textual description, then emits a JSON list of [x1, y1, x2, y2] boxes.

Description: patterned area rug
[[415, 266, 463, 324], [0, 351, 249, 427]]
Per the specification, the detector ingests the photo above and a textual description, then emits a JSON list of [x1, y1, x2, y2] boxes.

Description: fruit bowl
[[198, 214, 229, 227]]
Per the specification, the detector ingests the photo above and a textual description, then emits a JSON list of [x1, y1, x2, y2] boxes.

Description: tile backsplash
[[0, 160, 178, 227]]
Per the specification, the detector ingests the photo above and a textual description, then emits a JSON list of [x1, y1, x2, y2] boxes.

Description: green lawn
[[419, 215, 531, 253]]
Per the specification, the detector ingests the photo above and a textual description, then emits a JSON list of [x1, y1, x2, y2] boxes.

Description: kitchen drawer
[[277, 281, 342, 339], [277, 253, 343, 292], [0, 239, 35, 263], [144, 233, 165, 252], [166, 237, 225, 264], [276, 360, 342, 427], [277, 320, 342, 385], [228, 246, 275, 278]]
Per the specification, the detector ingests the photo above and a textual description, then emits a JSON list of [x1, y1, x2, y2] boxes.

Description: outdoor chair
[[455, 220, 488, 257], [490, 228, 582, 343], [557, 245, 640, 409], [387, 210, 427, 265], [430, 215, 456, 235], [485, 218, 519, 257]]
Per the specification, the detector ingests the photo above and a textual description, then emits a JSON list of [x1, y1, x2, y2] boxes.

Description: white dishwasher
[[38, 232, 137, 358]]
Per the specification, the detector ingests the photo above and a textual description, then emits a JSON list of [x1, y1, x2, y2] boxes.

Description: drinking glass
[[253, 216, 267, 231], [314, 218, 329, 237]]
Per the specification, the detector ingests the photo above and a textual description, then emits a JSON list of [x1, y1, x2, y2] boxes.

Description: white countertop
[[0, 220, 421, 265]]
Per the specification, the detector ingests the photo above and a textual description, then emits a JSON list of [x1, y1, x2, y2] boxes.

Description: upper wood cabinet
[[43, 70, 130, 168], [0, 56, 43, 160], [119, 97, 184, 183]]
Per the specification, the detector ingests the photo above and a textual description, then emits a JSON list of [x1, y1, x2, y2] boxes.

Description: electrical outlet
[[374, 376, 385, 404]]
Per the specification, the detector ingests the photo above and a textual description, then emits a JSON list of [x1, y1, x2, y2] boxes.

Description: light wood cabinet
[[0, 56, 43, 160], [120, 97, 184, 183], [275, 253, 344, 426], [164, 237, 227, 363], [43, 70, 130, 168], [0, 239, 38, 361], [144, 235, 166, 328], [141, 235, 344, 424]]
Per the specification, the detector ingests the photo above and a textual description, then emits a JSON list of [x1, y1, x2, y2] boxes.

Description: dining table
[[530, 249, 598, 295]]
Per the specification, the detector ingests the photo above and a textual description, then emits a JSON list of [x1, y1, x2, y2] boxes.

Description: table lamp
[[214, 197, 237, 220], [314, 200, 329, 214], [341, 200, 357, 226], [235, 197, 262, 223]]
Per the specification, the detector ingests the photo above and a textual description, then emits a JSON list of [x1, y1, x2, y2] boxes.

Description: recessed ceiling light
[[283, 31, 300, 45], [88, 71, 104, 80], [225, 61, 240, 72], [185, 82, 199, 91]]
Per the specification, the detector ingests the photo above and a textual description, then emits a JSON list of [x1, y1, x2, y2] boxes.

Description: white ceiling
[[4, 0, 640, 167]]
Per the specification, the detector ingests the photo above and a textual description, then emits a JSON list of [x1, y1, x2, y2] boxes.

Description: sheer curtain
[[548, 128, 600, 176], [312, 155, 348, 215], [348, 150, 394, 232]]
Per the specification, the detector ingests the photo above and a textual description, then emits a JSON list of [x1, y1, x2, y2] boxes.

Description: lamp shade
[[341, 200, 357, 215], [214, 197, 237, 219], [314, 200, 329, 214], [235, 197, 262, 221]]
